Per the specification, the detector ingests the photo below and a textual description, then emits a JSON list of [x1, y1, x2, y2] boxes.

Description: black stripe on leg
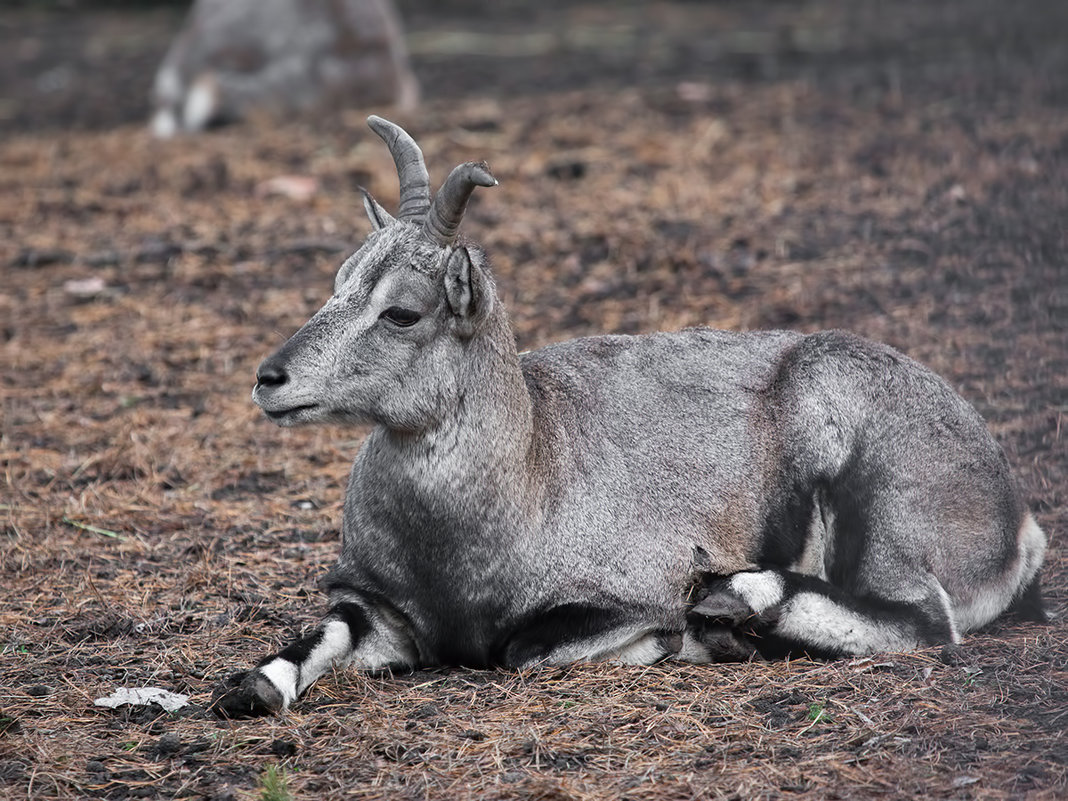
[[259, 602, 372, 670], [744, 573, 957, 660], [262, 628, 325, 668], [333, 601, 373, 645]]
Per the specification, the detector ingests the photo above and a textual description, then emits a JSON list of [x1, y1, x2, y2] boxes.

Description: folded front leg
[[213, 599, 415, 718], [685, 569, 957, 661]]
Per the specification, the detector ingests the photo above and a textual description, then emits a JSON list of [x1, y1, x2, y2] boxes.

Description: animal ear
[[361, 188, 395, 231], [444, 246, 494, 336]]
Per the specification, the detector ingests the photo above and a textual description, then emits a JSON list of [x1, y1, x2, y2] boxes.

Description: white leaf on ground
[[63, 277, 107, 297], [93, 687, 190, 712]]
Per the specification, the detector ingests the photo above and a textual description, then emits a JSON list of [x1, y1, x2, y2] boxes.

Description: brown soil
[[1, 1, 1066, 799]]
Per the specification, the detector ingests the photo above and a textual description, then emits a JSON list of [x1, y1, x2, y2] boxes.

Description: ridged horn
[[423, 162, 497, 247], [367, 115, 431, 221]]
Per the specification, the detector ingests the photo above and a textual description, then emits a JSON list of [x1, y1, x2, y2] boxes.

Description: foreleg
[[213, 598, 415, 718]]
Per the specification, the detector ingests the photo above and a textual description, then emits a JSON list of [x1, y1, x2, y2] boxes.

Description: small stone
[[407, 702, 441, 720], [938, 644, 962, 665], [545, 158, 587, 181], [270, 738, 297, 758], [0, 716, 22, 736], [157, 732, 183, 755]]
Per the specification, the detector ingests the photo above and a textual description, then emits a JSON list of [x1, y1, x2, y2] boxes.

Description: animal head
[[252, 116, 498, 432]]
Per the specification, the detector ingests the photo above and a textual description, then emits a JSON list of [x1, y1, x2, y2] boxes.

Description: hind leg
[[686, 569, 957, 660], [1010, 573, 1050, 623]]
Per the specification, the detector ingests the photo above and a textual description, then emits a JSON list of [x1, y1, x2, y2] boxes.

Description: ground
[[1, 1, 1066, 799]]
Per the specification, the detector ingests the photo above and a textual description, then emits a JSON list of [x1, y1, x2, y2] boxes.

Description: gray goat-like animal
[[214, 116, 1048, 718]]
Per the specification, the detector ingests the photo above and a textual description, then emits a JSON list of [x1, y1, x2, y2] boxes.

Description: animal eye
[[379, 307, 421, 327]]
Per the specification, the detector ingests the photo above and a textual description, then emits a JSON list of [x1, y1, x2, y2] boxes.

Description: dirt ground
[[1, 1, 1066, 799]]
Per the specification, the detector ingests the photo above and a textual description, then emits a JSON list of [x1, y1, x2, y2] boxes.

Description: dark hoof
[[938, 644, 962, 665], [689, 583, 755, 626], [211, 671, 285, 719], [692, 624, 763, 662], [686, 577, 780, 662]]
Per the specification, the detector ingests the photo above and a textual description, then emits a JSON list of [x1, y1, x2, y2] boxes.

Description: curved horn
[[424, 162, 497, 247], [367, 115, 431, 221]]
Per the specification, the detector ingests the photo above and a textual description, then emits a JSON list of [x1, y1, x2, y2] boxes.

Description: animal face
[[251, 116, 497, 432], [254, 228, 459, 432]]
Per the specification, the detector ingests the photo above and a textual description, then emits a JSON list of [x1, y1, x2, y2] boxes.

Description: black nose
[[256, 356, 288, 388]]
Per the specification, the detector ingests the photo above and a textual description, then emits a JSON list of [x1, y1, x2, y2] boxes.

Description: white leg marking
[[729, 571, 785, 613], [295, 620, 352, 696], [258, 658, 299, 709], [526, 626, 661, 667], [677, 631, 712, 663], [606, 632, 667, 665], [150, 108, 178, 139], [182, 73, 219, 131], [350, 621, 418, 671], [1019, 512, 1049, 578], [777, 592, 917, 655], [932, 581, 961, 644], [821, 506, 837, 578]]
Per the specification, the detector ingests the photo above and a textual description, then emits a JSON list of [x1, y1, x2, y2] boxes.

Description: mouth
[[261, 404, 320, 424]]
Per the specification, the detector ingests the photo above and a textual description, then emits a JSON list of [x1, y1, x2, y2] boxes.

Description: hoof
[[211, 671, 286, 719], [692, 624, 763, 662], [689, 582, 756, 626], [690, 572, 784, 626], [686, 575, 783, 662]]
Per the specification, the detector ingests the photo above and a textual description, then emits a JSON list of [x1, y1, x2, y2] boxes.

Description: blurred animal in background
[[212, 116, 1048, 717], [151, 0, 418, 137]]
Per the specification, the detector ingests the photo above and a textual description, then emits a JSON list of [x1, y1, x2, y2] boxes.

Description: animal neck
[[382, 310, 535, 495]]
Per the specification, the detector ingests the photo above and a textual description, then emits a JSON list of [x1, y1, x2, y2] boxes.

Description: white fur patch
[[182, 73, 218, 132], [606, 632, 668, 665], [1018, 512, 1048, 589], [150, 108, 178, 139], [295, 620, 352, 696], [729, 571, 784, 613], [951, 512, 1048, 632], [677, 631, 712, 664], [363, 272, 401, 326], [932, 581, 961, 644], [777, 592, 917, 654], [526, 625, 659, 667], [350, 631, 400, 670], [258, 658, 299, 708]]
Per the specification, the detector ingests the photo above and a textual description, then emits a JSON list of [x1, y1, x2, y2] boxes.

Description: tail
[[1007, 512, 1050, 623]]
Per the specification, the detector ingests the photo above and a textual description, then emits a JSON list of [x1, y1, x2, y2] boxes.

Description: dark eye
[[379, 307, 421, 327]]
